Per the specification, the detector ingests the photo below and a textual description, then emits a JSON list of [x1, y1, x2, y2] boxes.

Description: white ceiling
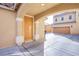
[[17, 3, 59, 17]]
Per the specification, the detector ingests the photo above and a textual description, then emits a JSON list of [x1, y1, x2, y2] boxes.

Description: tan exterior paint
[[71, 10, 79, 34], [16, 17, 24, 45], [35, 18, 45, 41], [0, 8, 16, 48]]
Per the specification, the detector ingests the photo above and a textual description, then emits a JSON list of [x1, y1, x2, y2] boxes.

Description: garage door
[[45, 25, 52, 33], [53, 27, 70, 34]]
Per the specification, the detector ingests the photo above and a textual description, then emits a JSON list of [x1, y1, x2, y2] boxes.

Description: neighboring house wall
[[71, 10, 79, 34], [52, 10, 79, 34], [53, 11, 76, 24], [0, 8, 16, 48]]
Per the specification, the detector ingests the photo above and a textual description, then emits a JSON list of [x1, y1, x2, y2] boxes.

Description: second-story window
[[69, 15, 72, 20], [55, 18, 57, 22], [61, 17, 64, 21]]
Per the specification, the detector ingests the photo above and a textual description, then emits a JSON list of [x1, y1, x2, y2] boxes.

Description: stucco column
[[35, 18, 45, 41], [16, 17, 24, 45]]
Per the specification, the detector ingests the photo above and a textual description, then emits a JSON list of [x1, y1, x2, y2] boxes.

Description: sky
[[44, 15, 53, 25]]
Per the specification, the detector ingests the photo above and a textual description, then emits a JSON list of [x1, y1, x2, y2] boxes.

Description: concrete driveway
[[44, 33, 79, 56]]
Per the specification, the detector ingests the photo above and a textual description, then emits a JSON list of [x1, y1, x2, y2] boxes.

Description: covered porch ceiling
[[17, 3, 59, 17], [2, 3, 79, 21]]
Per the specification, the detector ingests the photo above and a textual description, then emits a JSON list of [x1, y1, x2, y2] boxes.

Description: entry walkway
[[0, 46, 31, 56], [0, 40, 44, 56]]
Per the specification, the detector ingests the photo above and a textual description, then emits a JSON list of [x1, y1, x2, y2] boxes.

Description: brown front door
[[24, 16, 33, 41]]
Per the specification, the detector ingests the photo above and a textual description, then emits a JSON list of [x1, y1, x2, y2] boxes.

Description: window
[[61, 17, 64, 21], [69, 15, 72, 20], [55, 18, 57, 22]]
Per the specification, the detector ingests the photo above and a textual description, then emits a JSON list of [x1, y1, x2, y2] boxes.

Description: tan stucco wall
[[16, 17, 24, 36], [71, 10, 79, 34], [0, 8, 16, 48], [16, 17, 24, 45], [35, 18, 45, 41]]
